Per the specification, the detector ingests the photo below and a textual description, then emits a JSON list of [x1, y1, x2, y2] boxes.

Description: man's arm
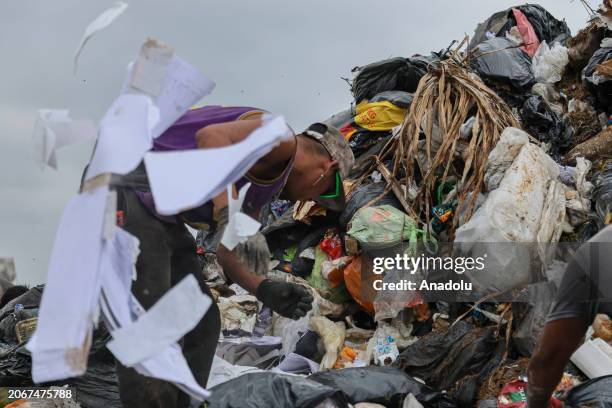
[[196, 118, 296, 180], [196, 120, 312, 319], [527, 317, 588, 407]]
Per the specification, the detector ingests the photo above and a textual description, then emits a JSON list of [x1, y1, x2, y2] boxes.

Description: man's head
[[283, 123, 354, 211]]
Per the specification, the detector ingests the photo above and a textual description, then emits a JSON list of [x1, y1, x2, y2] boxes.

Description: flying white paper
[[74, 2, 128, 74], [27, 185, 110, 383], [123, 50, 215, 138], [32, 109, 97, 169], [85, 94, 156, 180], [130, 39, 175, 97], [99, 227, 210, 400], [220, 183, 261, 250], [107, 274, 212, 366], [144, 115, 293, 215]]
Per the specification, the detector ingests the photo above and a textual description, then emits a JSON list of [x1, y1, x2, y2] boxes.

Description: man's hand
[[256, 279, 314, 320]]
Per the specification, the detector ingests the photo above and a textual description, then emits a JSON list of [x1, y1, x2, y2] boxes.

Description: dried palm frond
[[352, 40, 519, 236], [393, 52, 519, 235]]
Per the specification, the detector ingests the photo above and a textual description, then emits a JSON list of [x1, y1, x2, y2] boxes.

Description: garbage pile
[[200, 2, 612, 408], [1, 2, 612, 408]]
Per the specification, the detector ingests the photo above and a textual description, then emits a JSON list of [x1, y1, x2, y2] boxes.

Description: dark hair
[[0, 285, 29, 309]]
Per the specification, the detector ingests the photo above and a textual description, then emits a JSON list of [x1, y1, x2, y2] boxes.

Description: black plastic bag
[[339, 182, 401, 229], [352, 56, 433, 103], [398, 321, 497, 391], [520, 95, 573, 157], [0, 345, 31, 386], [582, 47, 612, 112], [206, 372, 347, 408], [501, 4, 571, 46], [469, 4, 571, 48], [564, 375, 612, 407], [309, 366, 458, 407], [470, 38, 535, 92]]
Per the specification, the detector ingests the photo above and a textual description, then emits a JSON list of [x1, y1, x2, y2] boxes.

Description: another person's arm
[[527, 317, 587, 407]]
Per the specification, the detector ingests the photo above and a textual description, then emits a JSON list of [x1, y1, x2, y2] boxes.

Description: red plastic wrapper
[[320, 229, 343, 260]]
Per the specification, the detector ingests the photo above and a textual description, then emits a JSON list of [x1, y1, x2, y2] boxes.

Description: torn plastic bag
[[511, 8, 540, 57], [484, 127, 529, 192], [532, 41, 569, 83], [470, 38, 535, 92], [582, 46, 612, 112], [505, 4, 571, 46], [511, 281, 557, 356], [206, 372, 347, 408], [309, 366, 459, 408], [564, 375, 612, 407], [469, 4, 571, 50], [455, 129, 561, 293], [520, 95, 573, 158], [309, 316, 345, 370], [339, 183, 401, 229], [340, 92, 412, 156], [351, 56, 434, 104], [398, 321, 497, 391]]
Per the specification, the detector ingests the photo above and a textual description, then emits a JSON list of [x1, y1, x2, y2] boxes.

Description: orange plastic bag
[[343, 256, 376, 314]]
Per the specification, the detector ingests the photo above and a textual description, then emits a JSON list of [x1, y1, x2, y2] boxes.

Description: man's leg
[[170, 225, 221, 407], [115, 189, 181, 408]]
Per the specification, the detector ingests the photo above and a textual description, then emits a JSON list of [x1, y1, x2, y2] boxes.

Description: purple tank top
[[134, 106, 295, 228]]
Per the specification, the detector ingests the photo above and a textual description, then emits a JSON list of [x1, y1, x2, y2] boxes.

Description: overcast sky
[[0, 0, 600, 284]]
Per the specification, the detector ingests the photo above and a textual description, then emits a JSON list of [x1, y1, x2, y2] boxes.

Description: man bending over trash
[[110, 105, 354, 407], [527, 225, 612, 407]]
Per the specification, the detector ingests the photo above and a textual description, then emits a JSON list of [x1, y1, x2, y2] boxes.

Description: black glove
[[255, 279, 314, 320]]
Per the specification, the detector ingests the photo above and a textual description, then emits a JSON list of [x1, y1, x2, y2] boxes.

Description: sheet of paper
[[107, 274, 212, 366], [32, 109, 97, 169], [137, 344, 211, 401], [221, 184, 261, 250], [99, 227, 209, 400], [144, 115, 293, 215], [277, 352, 320, 374], [123, 53, 215, 139], [130, 39, 174, 97], [85, 94, 155, 180], [27, 185, 110, 383], [74, 2, 128, 74]]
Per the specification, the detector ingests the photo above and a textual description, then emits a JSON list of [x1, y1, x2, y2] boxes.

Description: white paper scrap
[[144, 115, 293, 215], [123, 54, 215, 138], [33, 109, 97, 169], [85, 94, 156, 180], [74, 2, 128, 74], [107, 274, 212, 366], [27, 185, 109, 383], [99, 227, 210, 400], [130, 39, 175, 97], [221, 183, 261, 250]]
